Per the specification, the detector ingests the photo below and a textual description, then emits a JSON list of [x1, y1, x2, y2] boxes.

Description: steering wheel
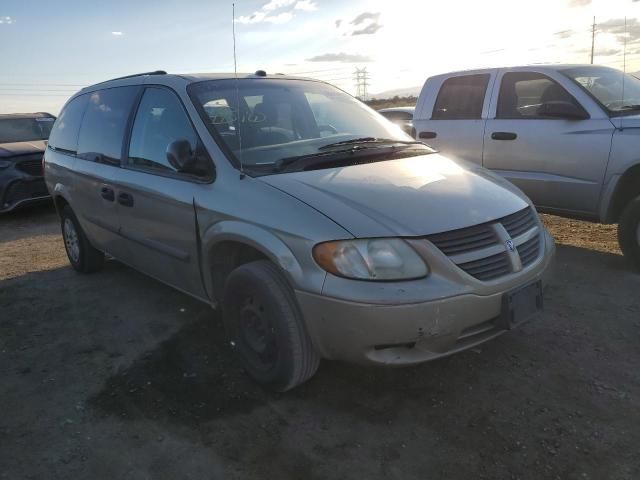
[[318, 124, 338, 135]]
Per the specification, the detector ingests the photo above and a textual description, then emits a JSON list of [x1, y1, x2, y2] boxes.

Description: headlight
[[313, 238, 428, 281], [0, 160, 12, 169]]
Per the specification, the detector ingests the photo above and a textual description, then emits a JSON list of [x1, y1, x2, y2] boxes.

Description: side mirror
[[166, 139, 194, 171], [539, 101, 589, 120], [166, 139, 212, 177]]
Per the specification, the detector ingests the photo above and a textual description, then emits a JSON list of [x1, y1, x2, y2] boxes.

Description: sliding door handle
[[117, 192, 134, 207], [491, 132, 517, 141]]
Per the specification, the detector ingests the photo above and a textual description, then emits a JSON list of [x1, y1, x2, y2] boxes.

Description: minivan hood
[[0, 140, 46, 158], [260, 154, 529, 238]]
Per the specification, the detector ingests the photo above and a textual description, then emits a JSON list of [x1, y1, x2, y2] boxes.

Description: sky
[[1, 0, 640, 114]]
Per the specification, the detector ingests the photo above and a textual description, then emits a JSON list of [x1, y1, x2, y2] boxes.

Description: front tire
[[60, 205, 104, 273], [222, 260, 320, 391], [618, 196, 640, 272]]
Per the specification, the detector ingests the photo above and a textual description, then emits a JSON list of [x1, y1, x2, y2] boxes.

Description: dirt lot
[[1, 205, 639, 480]]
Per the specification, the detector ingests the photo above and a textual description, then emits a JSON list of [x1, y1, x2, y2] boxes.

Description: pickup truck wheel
[[222, 260, 320, 391], [60, 205, 104, 273], [618, 196, 640, 271]]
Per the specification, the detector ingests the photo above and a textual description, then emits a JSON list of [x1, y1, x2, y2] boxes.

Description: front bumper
[[296, 230, 555, 365], [1, 158, 50, 213]]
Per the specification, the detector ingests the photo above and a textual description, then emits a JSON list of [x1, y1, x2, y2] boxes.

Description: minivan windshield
[[0, 117, 54, 144], [189, 78, 429, 174], [562, 66, 640, 116]]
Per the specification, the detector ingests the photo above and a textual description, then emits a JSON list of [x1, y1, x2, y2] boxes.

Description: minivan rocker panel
[[45, 71, 554, 390]]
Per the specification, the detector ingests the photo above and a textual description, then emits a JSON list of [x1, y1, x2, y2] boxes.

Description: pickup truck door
[[482, 70, 614, 216], [414, 72, 494, 164], [115, 86, 211, 300]]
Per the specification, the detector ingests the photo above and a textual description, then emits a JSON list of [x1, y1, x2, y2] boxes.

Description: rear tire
[[618, 196, 640, 272], [222, 260, 320, 391], [60, 205, 104, 273]]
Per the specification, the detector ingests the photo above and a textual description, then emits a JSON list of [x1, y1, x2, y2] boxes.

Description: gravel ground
[[1, 205, 639, 480]]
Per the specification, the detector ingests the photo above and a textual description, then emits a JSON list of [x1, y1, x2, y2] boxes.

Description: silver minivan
[[45, 71, 555, 390]]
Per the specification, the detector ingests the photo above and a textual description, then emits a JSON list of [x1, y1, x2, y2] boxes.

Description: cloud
[[0, 16, 15, 25], [595, 47, 621, 56], [351, 12, 379, 25], [554, 29, 573, 39], [349, 12, 382, 36], [568, 0, 591, 6], [111, 31, 123, 36], [294, 0, 317, 12], [353, 23, 383, 35], [237, 0, 316, 25], [335, 19, 342, 28], [306, 52, 372, 63], [598, 17, 640, 44]]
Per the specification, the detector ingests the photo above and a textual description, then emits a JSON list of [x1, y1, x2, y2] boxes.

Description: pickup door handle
[[491, 132, 517, 141], [117, 192, 134, 207], [419, 131, 437, 139], [100, 187, 115, 202]]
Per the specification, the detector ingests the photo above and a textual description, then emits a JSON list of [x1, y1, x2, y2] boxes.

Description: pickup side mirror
[[539, 101, 590, 120], [166, 139, 212, 177]]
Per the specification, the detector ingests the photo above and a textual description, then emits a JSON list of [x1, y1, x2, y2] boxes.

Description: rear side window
[[77, 86, 139, 164], [497, 72, 580, 119], [432, 74, 490, 120], [128, 87, 199, 173], [49, 95, 89, 153]]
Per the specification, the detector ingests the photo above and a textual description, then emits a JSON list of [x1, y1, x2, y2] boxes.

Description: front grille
[[427, 224, 497, 256], [517, 235, 540, 267], [16, 158, 44, 177], [501, 207, 537, 238], [458, 251, 511, 281], [427, 206, 541, 282]]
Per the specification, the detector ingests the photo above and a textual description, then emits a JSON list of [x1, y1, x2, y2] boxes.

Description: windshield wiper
[[619, 104, 640, 111], [275, 143, 428, 173], [318, 137, 423, 150]]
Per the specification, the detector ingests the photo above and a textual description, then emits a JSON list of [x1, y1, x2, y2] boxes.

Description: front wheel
[[222, 260, 320, 391], [618, 196, 640, 272], [60, 205, 104, 273]]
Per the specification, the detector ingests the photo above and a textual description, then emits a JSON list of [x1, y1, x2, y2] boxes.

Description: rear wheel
[[222, 260, 320, 391], [618, 196, 640, 272], [60, 205, 104, 273]]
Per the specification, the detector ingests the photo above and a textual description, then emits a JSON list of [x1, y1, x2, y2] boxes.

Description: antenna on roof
[[232, 2, 245, 178]]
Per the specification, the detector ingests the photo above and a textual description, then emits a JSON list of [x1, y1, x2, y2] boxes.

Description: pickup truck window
[[432, 74, 490, 120], [497, 72, 580, 119], [562, 66, 640, 116]]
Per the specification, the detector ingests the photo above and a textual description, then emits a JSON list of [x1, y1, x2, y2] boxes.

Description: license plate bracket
[[499, 280, 543, 329]]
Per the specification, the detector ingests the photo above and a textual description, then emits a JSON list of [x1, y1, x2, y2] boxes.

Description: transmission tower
[[353, 67, 370, 100]]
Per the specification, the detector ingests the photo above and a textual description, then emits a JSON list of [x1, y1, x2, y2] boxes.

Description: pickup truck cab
[[414, 64, 640, 269]]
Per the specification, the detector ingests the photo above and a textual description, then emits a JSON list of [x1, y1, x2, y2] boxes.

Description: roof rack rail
[[89, 70, 167, 87]]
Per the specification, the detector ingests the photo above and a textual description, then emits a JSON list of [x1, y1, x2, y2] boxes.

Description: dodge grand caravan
[[44, 71, 555, 390]]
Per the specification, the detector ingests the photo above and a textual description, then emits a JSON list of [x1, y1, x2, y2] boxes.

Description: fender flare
[[200, 220, 305, 300]]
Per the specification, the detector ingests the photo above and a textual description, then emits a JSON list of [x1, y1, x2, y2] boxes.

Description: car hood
[[0, 140, 46, 159], [259, 153, 530, 238]]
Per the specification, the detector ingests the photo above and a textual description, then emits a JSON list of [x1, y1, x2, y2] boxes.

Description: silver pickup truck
[[413, 64, 640, 270]]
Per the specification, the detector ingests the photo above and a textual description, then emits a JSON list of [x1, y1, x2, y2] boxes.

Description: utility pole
[[353, 67, 370, 101], [590, 16, 596, 64]]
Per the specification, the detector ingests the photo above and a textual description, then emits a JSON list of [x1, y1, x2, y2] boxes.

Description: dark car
[[378, 107, 415, 136], [0, 112, 55, 212]]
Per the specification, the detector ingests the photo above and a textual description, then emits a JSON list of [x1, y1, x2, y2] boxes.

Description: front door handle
[[491, 132, 518, 141], [117, 192, 134, 207], [100, 186, 115, 202], [419, 131, 437, 140]]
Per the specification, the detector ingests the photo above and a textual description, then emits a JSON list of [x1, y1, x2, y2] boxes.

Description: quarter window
[[128, 87, 199, 173], [77, 86, 139, 164], [432, 74, 490, 120], [48, 95, 89, 153], [497, 72, 580, 119]]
